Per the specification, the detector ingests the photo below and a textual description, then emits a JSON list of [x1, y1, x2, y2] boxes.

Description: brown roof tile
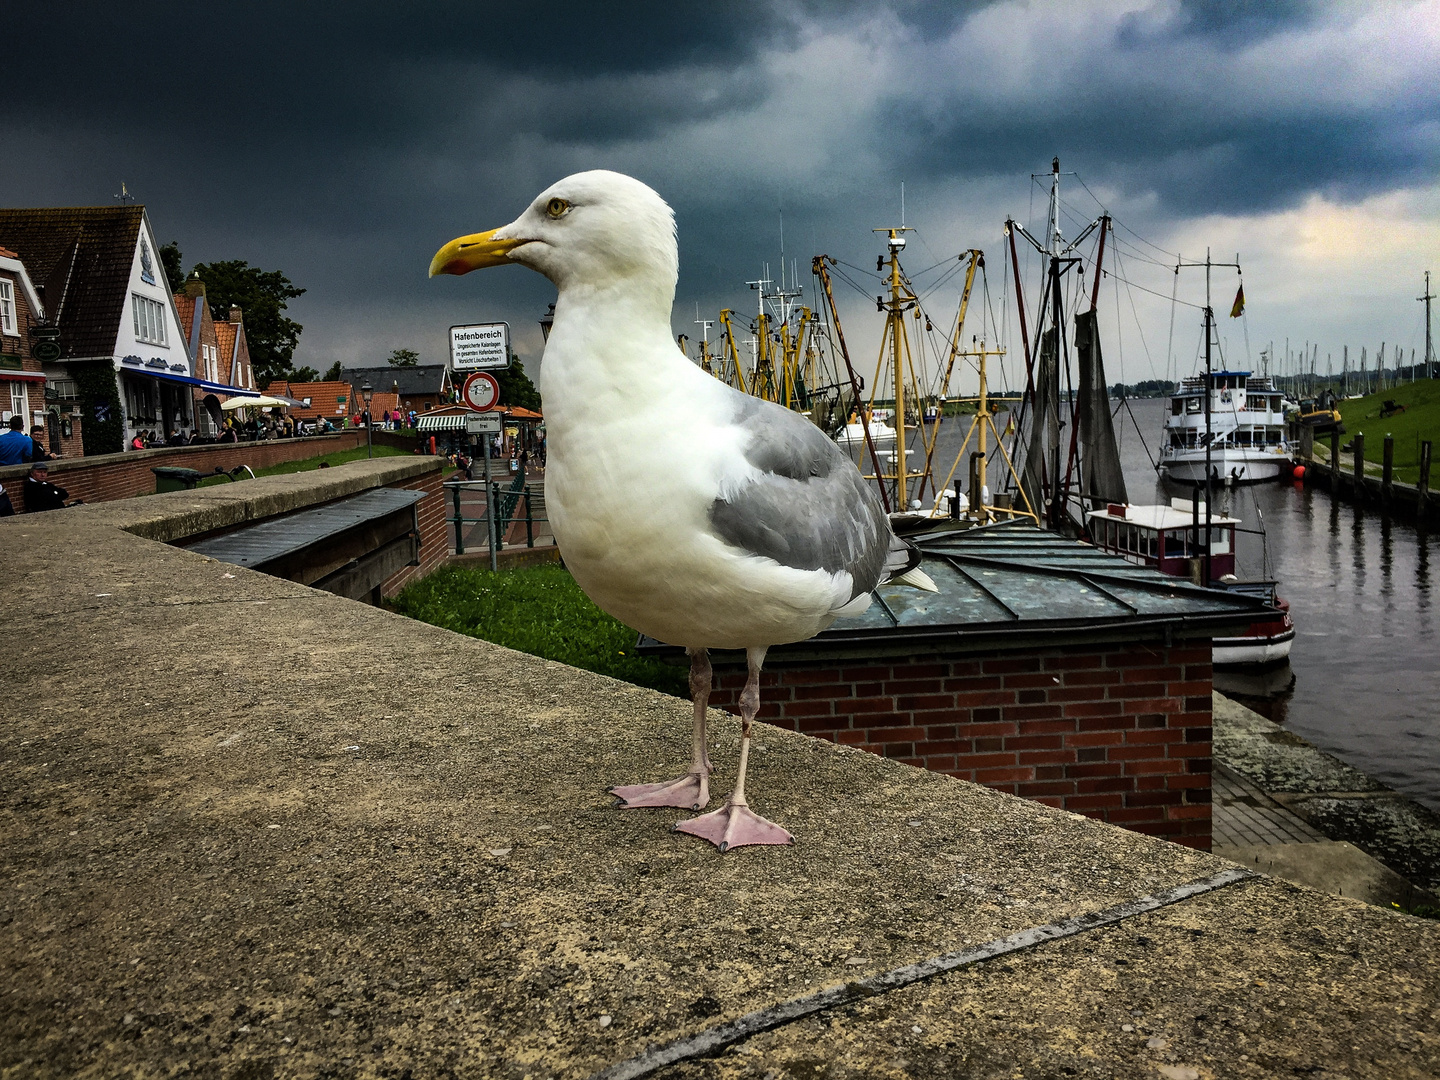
[[0, 206, 151, 361], [265, 380, 355, 420]]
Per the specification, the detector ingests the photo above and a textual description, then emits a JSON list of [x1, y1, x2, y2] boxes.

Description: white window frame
[[0, 280, 15, 336], [132, 294, 168, 346], [10, 382, 27, 420]]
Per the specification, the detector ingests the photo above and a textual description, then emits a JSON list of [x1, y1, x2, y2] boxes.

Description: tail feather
[[879, 534, 937, 591]]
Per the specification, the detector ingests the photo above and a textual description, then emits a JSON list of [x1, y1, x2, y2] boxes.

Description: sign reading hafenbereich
[[449, 322, 511, 371]]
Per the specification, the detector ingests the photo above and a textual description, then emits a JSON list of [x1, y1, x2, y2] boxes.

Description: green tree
[[323, 361, 343, 381], [387, 348, 420, 368], [159, 241, 186, 291], [290, 366, 320, 383], [496, 357, 541, 411], [189, 260, 305, 387]]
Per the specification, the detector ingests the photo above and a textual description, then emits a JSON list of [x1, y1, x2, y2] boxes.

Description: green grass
[[194, 443, 414, 486], [1335, 380, 1440, 484], [387, 564, 690, 698]]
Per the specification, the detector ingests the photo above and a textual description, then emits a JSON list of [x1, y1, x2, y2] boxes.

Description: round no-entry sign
[[462, 371, 501, 412]]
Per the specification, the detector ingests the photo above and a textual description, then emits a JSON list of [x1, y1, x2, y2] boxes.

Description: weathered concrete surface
[[1215, 692, 1440, 894], [1212, 693, 1384, 794], [2, 475, 1438, 1079], [659, 875, 1440, 1080]]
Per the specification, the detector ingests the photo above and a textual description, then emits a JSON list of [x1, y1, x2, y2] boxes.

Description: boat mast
[[1421, 271, 1436, 380], [876, 225, 917, 507], [1175, 248, 1240, 585]]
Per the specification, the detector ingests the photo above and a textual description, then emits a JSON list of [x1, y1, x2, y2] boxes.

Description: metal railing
[[442, 477, 553, 571]]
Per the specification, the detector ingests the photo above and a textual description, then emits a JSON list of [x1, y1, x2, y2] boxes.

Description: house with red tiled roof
[[265, 379, 354, 425], [0, 206, 256, 454]]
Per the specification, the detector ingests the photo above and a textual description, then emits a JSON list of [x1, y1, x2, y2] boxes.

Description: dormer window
[[132, 294, 167, 345]]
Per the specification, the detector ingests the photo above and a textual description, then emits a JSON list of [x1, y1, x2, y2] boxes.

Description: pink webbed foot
[[610, 771, 710, 811], [674, 797, 793, 852]]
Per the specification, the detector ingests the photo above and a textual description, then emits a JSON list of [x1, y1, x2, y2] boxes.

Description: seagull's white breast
[[539, 308, 854, 650]]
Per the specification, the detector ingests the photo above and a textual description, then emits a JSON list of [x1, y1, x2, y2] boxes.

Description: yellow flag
[[1230, 284, 1245, 318]]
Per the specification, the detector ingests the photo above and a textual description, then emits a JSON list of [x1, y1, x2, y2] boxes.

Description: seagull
[[431, 170, 936, 851]]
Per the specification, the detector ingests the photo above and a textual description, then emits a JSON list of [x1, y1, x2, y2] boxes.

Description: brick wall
[[707, 641, 1212, 849], [381, 467, 448, 597], [0, 431, 381, 514]]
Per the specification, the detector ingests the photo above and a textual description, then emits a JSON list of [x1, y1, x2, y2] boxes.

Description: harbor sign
[[450, 322, 511, 371]]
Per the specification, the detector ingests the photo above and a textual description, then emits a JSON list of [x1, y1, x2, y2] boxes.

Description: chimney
[[184, 272, 205, 299], [228, 304, 242, 324]]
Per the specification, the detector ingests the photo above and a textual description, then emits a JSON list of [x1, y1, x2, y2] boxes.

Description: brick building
[[0, 247, 60, 451], [639, 521, 1278, 850], [175, 277, 258, 437]]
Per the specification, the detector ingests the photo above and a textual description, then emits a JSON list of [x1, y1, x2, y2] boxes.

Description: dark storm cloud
[[3, 2, 1435, 369]]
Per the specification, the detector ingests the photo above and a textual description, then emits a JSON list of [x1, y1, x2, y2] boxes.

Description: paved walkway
[[1212, 762, 1327, 847]]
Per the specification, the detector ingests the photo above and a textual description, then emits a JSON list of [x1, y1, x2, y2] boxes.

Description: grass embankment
[[1336, 381, 1440, 484], [194, 443, 413, 487], [388, 563, 689, 699]]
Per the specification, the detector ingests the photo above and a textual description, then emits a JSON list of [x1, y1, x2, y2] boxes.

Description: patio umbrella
[[220, 395, 288, 410]]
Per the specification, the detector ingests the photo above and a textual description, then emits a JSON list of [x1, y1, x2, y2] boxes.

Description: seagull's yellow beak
[[428, 229, 528, 277]]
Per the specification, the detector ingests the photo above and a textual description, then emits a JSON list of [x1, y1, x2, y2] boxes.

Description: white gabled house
[[0, 205, 258, 453]]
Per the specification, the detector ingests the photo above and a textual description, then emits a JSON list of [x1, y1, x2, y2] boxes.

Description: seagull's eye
[[545, 198, 570, 219]]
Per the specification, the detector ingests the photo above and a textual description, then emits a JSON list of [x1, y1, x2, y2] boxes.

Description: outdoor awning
[[0, 371, 47, 383], [118, 363, 261, 398], [415, 413, 470, 432]]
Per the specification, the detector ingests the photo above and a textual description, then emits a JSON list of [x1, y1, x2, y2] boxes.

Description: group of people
[[374, 409, 419, 430], [0, 416, 73, 514], [130, 429, 197, 449]]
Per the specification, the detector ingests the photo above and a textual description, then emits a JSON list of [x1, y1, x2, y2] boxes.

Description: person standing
[[0, 416, 38, 465], [22, 461, 71, 512]]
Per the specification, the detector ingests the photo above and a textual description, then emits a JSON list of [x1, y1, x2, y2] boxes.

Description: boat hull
[[1213, 627, 1295, 667], [1158, 450, 1290, 484]]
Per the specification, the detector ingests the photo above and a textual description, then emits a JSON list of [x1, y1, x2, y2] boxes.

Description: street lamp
[[360, 380, 373, 458], [392, 379, 400, 429]]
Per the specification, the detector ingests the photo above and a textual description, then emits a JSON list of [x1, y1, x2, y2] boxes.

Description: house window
[[132, 294, 168, 345], [10, 382, 27, 421], [0, 280, 15, 335]]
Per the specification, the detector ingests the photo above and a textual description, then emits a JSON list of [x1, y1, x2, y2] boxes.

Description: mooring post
[[1420, 441, 1433, 517], [452, 482, 464, 556], [1353, 432, 1365, 501]]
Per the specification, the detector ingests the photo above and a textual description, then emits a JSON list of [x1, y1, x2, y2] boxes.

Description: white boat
[[1157, 370, 1294, 483], [834, 416, 896, 447], [1086, 499, 1294, 667]]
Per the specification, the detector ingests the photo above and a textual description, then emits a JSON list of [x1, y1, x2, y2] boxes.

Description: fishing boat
[[834, 409, 896, 447], [1086, 498, 1295, 666], [1157, 370, 1294, 483]]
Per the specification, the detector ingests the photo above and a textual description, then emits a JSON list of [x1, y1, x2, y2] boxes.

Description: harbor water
[[871, 398, 1440, 813]]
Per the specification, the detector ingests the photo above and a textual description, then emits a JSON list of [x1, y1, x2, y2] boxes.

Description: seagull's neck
[[540, 278, 691, 427]]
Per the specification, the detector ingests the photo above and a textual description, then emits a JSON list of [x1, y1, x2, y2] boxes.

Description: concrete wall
[[708, 641, 1213, 849], [0, 430, 381, 514]]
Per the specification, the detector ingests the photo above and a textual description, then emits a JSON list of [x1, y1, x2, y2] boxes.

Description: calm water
[[861, 399, 1440, 811]]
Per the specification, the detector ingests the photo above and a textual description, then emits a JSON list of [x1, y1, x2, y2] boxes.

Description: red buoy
[[1292, 465, 1306, 481]]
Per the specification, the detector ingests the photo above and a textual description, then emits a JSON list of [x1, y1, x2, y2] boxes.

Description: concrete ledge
[[62, 456, 442, 543], [2, 476, 1438, 1078]]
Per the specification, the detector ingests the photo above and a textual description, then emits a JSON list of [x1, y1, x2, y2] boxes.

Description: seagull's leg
[[610, 647, 712, 810], [675, 646, 793, 852]]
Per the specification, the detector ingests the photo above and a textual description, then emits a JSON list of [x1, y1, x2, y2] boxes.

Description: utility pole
[[1421, 271, 1436, 380]]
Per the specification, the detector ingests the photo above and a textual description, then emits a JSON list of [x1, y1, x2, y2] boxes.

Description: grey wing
[[708, 395, 893, 601]]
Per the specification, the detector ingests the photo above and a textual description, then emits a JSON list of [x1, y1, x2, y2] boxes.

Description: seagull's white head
[[429, 170, 678, 297]]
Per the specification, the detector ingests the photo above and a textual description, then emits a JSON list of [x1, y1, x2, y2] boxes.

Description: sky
[[5, 0, 1439, 393]]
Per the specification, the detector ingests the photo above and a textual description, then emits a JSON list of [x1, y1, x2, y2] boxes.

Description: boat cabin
[[1086, 499, 1238, 579]]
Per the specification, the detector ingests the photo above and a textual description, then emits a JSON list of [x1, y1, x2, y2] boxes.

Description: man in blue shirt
[[0, 416, 39, 466]]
